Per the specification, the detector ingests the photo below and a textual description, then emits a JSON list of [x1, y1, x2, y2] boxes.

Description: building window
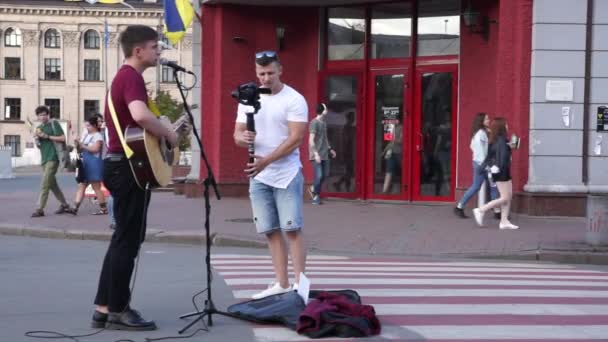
[[4, 98, 21, 120], [4, 57, 21, 79], [84, 30, 100, 49], [162, 65, 176, 83], [44, 29, 61, 48], [327, 7, 366, 61], [44, 58, 61, 80], [84, 100, 99, 121], [4, 28, 21, 47], [371, 3, 413, 59], [44, 99, 61, 119], [84, 59, 100, 81], [417, 0, 460, 56], [4, 135, 21, 157]]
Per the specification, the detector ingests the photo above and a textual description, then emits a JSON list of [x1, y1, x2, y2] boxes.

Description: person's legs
[[94, 159, 151, 315], [478, 181, 509, 213], [91, 182, 107, 214], [266, 231, 289, 288], [276, 170, 305, 284], [497, 180, 517, 228], [312, 161, 323, 194], [47, 161, 68, 206], [286, 231, 306, 284], [249, 178, 291, 299], [382, 172, 393, 193], [457, 162, 485, 208], [35, 162, 54, 211]]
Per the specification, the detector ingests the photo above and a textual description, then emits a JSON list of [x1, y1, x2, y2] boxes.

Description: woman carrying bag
[[454, 113, 500, 218], [67, 116, 107, 215], [472, 117, 519, 230]]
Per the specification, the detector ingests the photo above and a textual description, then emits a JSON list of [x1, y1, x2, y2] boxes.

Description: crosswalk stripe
[[211, 260, 577, 268], [218, 271, 608, 280], [232, 288, 608, 299], [253, 325, 608, 341], [212, 254, 349, 260], [214, 265, 597, 273], [370, 304, 608, 315], [225, 277, 608, 287], [213, 254, 608, 341]]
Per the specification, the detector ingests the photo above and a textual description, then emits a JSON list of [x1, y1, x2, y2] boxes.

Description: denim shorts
[[249, 170, 304, 234]]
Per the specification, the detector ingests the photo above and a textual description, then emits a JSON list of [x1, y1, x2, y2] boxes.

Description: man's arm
[[234, 122, 253, 148], [129, 100, 177, 147]]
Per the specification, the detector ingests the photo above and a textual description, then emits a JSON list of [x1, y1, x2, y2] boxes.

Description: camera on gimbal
[[231, 82, 271, 112]]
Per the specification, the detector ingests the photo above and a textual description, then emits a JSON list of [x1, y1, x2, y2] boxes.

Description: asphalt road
[[0, 235, 261, 342]]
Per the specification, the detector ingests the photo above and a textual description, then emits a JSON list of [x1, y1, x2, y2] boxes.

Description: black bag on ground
[[226, 290, 363, 332]]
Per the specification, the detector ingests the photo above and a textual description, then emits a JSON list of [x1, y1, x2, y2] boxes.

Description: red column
[[494, 0, 532, 192]]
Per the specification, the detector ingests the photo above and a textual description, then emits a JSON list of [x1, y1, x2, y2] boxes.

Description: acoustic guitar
[[124, 115, 190, 189]]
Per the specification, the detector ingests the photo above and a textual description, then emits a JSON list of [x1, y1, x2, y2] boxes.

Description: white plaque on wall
[[545, 80, 574, 102]]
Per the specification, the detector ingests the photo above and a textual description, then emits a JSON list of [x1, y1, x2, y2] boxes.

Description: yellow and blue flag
[[164, 0, 194, 45]]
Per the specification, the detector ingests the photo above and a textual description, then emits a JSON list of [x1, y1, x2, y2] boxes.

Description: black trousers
[[94, 159, 151, 312]]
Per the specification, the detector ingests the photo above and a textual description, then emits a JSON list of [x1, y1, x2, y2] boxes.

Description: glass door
[[321, 73, 363, 198], [367, 69, 409, 200], [413, 65, 458, 201]]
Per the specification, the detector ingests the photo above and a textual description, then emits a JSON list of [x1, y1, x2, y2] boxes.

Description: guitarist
[[92, 25, 178, 331]]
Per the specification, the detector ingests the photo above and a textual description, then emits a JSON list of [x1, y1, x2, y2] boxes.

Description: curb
[[2, 224, 608, 264]]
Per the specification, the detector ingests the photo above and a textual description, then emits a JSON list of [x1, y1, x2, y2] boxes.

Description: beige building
[[0, 0, 193, 166]]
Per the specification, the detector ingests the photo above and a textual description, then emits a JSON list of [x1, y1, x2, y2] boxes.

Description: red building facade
[[197, 0, 532, 207]]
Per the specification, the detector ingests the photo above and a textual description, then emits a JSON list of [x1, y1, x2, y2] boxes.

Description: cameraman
[[233, 51, 308, 300]]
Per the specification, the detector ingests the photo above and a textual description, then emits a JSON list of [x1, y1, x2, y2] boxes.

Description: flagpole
[[104, 18, 109, 92]]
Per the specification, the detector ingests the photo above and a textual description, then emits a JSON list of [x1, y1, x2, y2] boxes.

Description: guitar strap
[[106, 87, 161, 159]]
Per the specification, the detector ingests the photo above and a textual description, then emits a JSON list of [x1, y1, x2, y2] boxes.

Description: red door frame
[[412, 63, 459, 202], [318, 69, 365, 199], [365, 68, 411, 201]]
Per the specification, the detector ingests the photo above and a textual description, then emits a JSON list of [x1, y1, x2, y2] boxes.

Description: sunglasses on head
[[255, 50, 278, 60]]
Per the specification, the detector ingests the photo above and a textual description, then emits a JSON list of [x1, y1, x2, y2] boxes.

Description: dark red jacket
[[296, 292, 381, 338]]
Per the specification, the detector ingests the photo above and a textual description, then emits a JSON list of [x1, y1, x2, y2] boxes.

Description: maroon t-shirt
[[104, 64, 148, 154]]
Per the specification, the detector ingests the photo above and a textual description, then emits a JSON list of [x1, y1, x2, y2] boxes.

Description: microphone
[[159, 58, 194, 75]]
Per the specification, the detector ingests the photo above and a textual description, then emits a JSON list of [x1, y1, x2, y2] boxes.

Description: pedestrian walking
[[454, 112, 498, 218], [473, 117, 519, 230], [66, 116, 107, 215], [308, 103, 336, 204], [31, 105, 72, 217]]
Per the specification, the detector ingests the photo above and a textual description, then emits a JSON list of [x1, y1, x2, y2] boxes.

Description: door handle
[[416, 132, 424, 152]]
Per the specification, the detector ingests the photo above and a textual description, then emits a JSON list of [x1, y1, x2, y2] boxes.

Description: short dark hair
[[119, 25, 158, 58], [316, 103, 327, 115], [87, 116, 100, 130], [35, 105, 50, 116]]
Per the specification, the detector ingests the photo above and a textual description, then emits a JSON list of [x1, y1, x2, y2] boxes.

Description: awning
[[202, 0, 388, 6]]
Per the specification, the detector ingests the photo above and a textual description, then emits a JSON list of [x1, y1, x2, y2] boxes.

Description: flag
[[163, 0, 194, 45], [103, 19, 109, 49]]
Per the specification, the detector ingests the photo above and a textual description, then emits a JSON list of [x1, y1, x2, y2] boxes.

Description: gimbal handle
[[246, 111, 256, 163]]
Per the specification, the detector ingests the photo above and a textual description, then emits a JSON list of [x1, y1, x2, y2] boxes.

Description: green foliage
[[154, 90, 190, 151]]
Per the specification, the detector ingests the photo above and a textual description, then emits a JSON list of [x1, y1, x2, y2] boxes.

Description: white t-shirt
[[236, 84, 308, 188], [80, 131, 104, 158], [470, 129, 489, 164]]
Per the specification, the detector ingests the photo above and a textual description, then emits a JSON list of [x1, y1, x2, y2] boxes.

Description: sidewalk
[[1, 169, 606, 263]]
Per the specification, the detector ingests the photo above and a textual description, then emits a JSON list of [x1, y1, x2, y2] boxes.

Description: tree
[[154, 90, 190, 151]]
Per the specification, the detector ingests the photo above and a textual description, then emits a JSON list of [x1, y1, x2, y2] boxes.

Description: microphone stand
[[171, 70, 241, 334]]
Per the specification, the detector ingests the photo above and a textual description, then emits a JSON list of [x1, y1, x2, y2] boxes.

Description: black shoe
[[54, 204, 70, 214], [494, 212, 501, 220], [106, 308, 157, 331], [453, 207, 467, 218], [91, 310, 107, 329], [31, 209, 44, 218]]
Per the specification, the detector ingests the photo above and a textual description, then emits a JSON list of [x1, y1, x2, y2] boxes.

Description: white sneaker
[[251, 282, 291, 300], [473, 208, 484, 227], [499, 223, 519, 230]]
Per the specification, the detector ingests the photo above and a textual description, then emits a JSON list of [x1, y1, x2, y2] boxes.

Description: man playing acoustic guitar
[[91, 25, 179, 331]]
